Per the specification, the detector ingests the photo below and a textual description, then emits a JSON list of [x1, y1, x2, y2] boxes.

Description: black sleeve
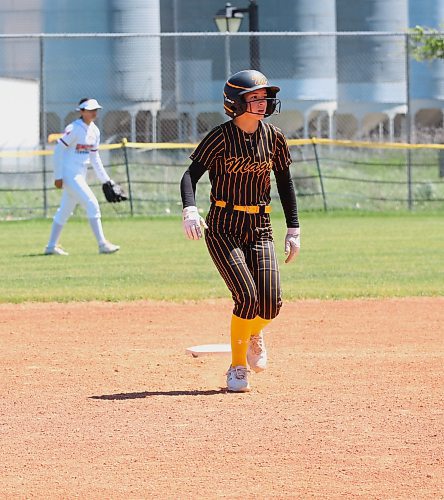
[[274, 168, 300, 228], [180, 160, 207, 208]]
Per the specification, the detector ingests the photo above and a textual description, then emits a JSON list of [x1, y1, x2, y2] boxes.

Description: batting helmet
[[223, 70, 281, 119]]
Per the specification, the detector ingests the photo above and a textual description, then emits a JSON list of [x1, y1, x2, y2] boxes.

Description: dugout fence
[[0, 139, 443, 220]]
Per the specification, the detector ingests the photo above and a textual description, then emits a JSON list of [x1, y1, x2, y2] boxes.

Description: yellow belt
[[214, 200, 272, 214]]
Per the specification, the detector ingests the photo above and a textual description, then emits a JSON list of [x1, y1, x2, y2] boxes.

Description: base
[[185, 343, 231, 358]]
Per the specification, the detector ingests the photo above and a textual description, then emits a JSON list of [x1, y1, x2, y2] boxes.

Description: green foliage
[[409, 26, 444, 61], [0, 213, 443, 303]]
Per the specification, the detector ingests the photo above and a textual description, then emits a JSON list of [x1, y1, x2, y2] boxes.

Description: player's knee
[[259, 296, 282, 320], [271, 297, 283, 319], [236, 288, 259, 319], [86, 199, 101, 219], [54, 209, 72, 226]]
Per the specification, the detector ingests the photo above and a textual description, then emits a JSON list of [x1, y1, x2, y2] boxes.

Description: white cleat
[[99, 241, 120, 254], [44, 245, 69, 256], [247, 332, 267, 373], [226, 365, 251, 392]]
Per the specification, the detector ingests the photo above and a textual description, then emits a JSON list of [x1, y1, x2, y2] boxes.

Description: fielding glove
[[284, 227, 301, 264], [102, 180, 127, 203], [182, 206, 208, 240]]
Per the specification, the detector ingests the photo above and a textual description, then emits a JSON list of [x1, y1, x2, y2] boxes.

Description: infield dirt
[[0, 298, 442, 499]]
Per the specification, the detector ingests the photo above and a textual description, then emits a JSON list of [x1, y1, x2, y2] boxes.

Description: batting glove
[[284, 227, 301, 264], [182, 206, 208, 240]]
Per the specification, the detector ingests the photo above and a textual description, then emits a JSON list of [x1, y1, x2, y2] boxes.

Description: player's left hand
[[284, 227, 300, 264], [182, 206, 208, 240], [102, 180, 128, 203]]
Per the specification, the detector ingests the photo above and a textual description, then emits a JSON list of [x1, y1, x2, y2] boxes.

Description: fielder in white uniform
[[45, 98, 120, 255]]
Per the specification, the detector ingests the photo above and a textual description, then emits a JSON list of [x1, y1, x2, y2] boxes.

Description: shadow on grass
[[90, 389, 226, 400], [20, 253, 49, 257]]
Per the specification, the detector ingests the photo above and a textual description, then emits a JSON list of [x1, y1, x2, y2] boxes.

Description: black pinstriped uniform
[[181, 119, 299, 320]]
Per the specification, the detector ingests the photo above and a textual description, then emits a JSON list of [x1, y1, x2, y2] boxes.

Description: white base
[[185, 343, 231, 358]]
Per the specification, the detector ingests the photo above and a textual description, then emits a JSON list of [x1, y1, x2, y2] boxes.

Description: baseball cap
[[76, 98, 103, 111]]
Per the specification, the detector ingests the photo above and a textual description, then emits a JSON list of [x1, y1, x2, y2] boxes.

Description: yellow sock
[[250, 316, 272, 336], [230, 314, 252, 367]]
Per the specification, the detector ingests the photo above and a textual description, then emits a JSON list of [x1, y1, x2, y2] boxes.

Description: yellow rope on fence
[[2, 137, 444, 159], [303, 138, 444, 150], [0, 150, 53, 158]]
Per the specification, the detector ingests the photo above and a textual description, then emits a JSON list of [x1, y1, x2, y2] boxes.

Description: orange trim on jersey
[[214, 200, 271, 214]]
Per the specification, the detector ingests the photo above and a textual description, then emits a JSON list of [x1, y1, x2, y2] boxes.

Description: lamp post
[[214, 1, 260, 74]]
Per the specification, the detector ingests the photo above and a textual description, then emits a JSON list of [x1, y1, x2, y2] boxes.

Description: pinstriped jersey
[[190, 120, 291, 206]]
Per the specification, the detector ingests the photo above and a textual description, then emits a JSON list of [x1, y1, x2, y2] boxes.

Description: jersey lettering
[[75, 144, 93, 154], [225, 156, 272, 174], [191, 120, 290, 206]]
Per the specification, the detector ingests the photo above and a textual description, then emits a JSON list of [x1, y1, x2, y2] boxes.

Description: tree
[[409, 26, 444, 61]]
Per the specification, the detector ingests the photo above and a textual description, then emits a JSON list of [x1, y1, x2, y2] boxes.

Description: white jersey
[[53, 118, 110, 184]]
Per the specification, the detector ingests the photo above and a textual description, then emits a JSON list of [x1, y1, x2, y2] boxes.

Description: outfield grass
[[0, 212, 442, 303]]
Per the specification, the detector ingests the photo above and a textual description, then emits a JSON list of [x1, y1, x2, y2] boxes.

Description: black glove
[[102, 180, 127, 203]]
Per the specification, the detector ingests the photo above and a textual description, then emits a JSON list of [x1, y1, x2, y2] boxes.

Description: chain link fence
[[2, 140, 443, 220], [0, 32, 444, 218]]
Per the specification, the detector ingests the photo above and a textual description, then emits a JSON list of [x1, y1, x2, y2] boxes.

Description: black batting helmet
[[223, 70, 281, 119]]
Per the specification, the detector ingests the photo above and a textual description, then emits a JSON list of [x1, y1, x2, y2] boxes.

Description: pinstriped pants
[[205, 207, 282, 320]]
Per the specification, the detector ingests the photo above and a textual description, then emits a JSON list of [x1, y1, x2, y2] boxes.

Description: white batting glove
[[182, 206, 208, 240], [284, 228, 301, 264]]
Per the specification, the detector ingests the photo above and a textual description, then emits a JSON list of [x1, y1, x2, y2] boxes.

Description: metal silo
[[43, 0, 114, 108], [267, 0, 337, 138], [112, 0, 161, 104], [285, 0, 336, 102], [112, 0, 161, 141], [336, 0, 408, 139], [234, 0, 337, 138]]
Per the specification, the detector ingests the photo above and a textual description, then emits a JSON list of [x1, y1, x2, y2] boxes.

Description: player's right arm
[[180, 126, 223, 240], [180, 160, 207, 208], [53, 123, 76, 187], [180, 161, 208, 240]]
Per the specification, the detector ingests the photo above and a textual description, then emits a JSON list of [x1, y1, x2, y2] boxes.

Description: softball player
[[180, 70, 300, 392], [45, 98, 120, 255]]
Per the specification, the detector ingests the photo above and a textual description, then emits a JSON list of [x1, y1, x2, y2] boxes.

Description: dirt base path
[[0, 298, 442, 499]]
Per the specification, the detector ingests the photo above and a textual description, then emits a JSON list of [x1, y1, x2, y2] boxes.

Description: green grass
[[0, 212, 443, 303]]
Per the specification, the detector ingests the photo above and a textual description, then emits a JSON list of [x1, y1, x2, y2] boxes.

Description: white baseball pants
[[53, 173, 101, 225]]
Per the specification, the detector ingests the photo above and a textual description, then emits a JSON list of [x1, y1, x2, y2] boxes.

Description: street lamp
[[214, 1, 260, 72], [214, 3, 244, 33]]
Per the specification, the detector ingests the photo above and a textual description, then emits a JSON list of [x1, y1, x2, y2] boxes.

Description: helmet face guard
[[223, 70, 281, 119], [244, 96, 281, 117]]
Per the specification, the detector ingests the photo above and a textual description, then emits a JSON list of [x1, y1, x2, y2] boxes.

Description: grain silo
[[336, 0, 408, 140]]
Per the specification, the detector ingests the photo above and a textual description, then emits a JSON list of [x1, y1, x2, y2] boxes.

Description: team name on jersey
[[75, 144, 93, 154], [225, 156, 272, 174]]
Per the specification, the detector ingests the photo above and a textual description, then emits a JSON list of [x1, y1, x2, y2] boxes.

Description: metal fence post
[[405, 33, 413, 210], [39, 36, 48, 218], [121, 138, 134, 216], [311, 138, 328, 211], [225, 34, 231, 78]]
